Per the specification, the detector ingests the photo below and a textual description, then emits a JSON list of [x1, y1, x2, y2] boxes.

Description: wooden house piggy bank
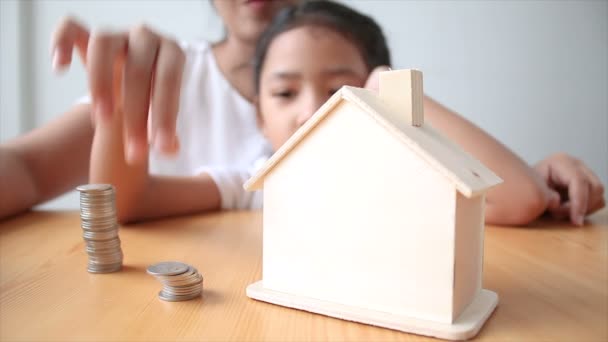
[[244, 69, 502, 340]]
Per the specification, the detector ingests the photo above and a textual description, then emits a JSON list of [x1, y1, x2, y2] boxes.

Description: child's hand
[[534, 153, 605, 225], [50, 17, 185, 164]]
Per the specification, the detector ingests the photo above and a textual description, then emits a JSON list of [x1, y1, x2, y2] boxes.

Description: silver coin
[[81, 222, 117, 229], [162, 293, 200, 299], [80, 211, 116, 217], [158, 290, 201, 302], [86, 239, 121, 248], [81, 223, 116, 230], [85, 249, 122, 256], [154, 266, 195, 280], [162, 279, 203, 289], [159, 278, 200, 287], [79, 202, 114, 208], [85, 245, 121, 250], [79, 193, 114, 199], [86, 237, 121, 245], [162, 285, 202, 296], [159, 273, 203, 287], [77, 184, 113, 192], [78, 183, 123, 274], [88, 254, 123, 262], [80, 216, 116, 222], [88, 258, 123, 265], [79, 198, 115, 204], [80, 208, 115, 214], [85, 248, 120, 256], [79, 196, 114, 201], [81, 211, 114, 217], [82, 227, 118, 234], [80, 203, 114, 207], [148, 262, 204, 300], [80, 201, 114, 207], [79, 189, 114, 195], [80, 202, 113, 207], [88, 264, 122, 273], [88, 262, 121, 268], [81, 222, 116, 229], [83, 230, 119, 241], [85, 245, 121, 252], [161, 285, 201, 293], [88, 260, 123, 266], [80, 213, 114, 218], [147, 262, 189, 276], [80, 214, 115, 220], [80, 208, 115, 212], [85, 248, 122, 255]]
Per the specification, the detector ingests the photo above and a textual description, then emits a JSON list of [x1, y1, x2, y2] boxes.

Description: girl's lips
[[244, 0, 273, 12]]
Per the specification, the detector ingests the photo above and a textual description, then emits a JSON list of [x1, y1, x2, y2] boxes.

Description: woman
[[0, 0, 299, 218]]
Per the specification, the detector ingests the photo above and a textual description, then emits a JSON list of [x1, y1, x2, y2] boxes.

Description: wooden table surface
[[0, 209, 606, 341]]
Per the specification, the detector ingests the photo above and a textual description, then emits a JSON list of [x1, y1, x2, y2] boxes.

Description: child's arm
[[90, 109, 220, 223], [423, 97, 553, 225], [0, 104, 93, 220], [365, 67, 550, 225]]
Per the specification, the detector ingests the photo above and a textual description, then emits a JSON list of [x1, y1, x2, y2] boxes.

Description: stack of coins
[[147, 261, 203, 301], [77, 184, 123, 273]]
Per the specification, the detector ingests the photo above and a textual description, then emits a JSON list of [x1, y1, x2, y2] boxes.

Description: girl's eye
[[273, 90, 295, 99]]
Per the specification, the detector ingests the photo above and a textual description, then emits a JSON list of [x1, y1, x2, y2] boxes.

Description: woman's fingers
[[122, 25, 161, 163], [50, 17, 90, 72], [87, 30, 128, 120], [51, 17, 185, 163], [149, 38, 185, 155]]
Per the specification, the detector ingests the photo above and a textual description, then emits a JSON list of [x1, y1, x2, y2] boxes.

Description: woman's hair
[[253, 0, 391, 93]]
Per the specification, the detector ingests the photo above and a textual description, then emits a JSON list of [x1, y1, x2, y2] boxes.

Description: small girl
[[252, 0, 557, 225]]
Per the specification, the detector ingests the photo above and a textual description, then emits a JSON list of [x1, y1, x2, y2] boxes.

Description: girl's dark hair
[[253, 0, 391, 93]]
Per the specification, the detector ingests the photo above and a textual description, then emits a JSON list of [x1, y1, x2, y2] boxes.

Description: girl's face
[[213, 0, 300, 44], [258, 26, 369, 151]]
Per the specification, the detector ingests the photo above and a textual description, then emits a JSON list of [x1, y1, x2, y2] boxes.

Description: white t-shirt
[[151, 40, 269, 210]]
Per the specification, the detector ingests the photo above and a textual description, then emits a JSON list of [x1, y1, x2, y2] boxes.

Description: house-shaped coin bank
[[244, 69, 502, 340]]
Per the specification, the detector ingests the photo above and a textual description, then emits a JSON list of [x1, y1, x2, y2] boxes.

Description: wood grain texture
[[1, 209, 607, 341]]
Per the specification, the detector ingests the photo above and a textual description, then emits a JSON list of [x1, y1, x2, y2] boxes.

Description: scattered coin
[[147, 261, 203, 301], [77, 184, 123, 273], [147, 261, 189, 277]]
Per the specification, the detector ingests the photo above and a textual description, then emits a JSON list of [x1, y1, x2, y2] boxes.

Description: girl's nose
[[296, 94, 326, 127]]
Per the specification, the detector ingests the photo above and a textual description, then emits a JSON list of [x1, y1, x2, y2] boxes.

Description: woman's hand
[[50, 17, 185, 164]]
